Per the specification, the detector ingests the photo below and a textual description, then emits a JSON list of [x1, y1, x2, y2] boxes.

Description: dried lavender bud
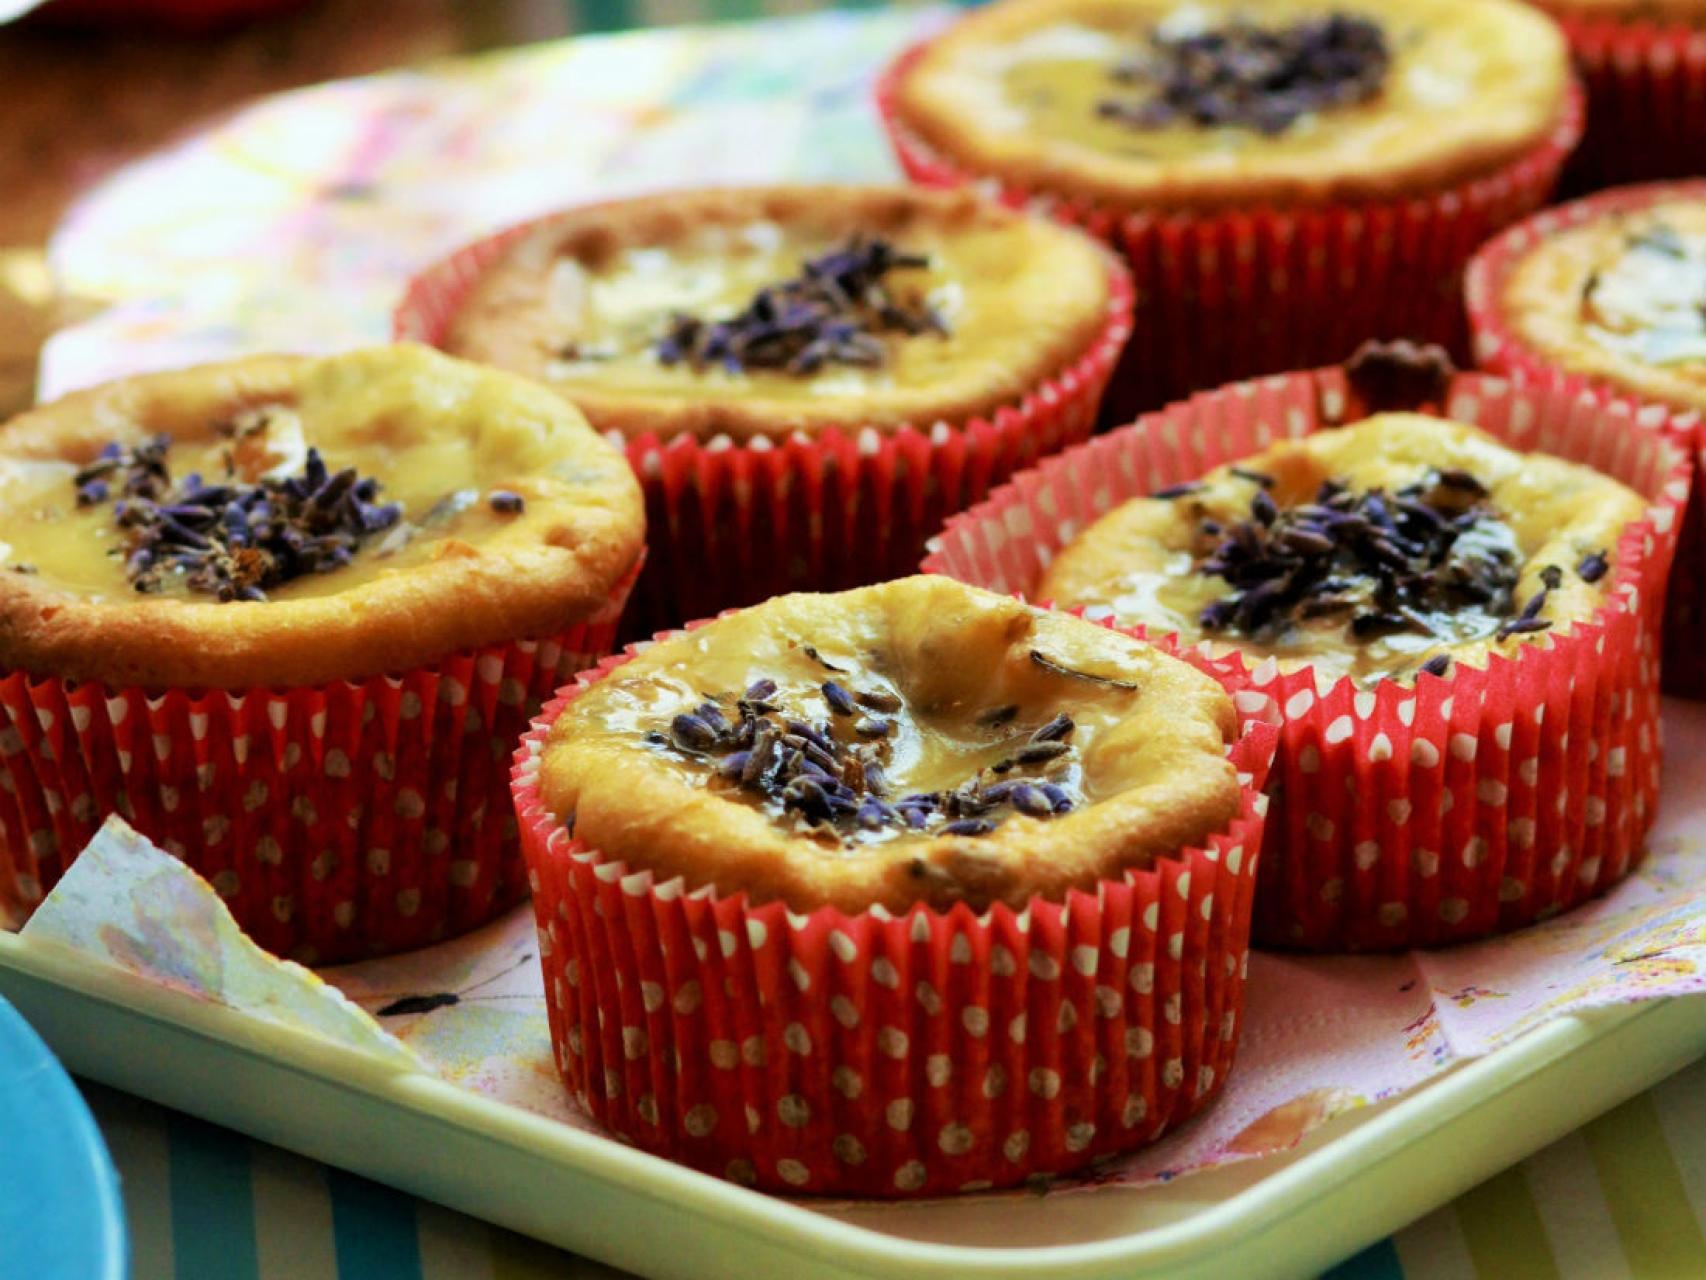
[[648, 668, 1084, 843], [1098, 14, 1390, 136], [943, 818, 997, 837], [653, 235, 947, 377], [76, 436, 404, 602], [1419, 654, 1452, 679], [695, 702, 732, 739], [1540, 565, 1564, 591], [1039, 783, 1074, 813], [821, 681, 857, 717], [1230, 467, 1275, 488], [671, 713, 719, 751], [1197, 471, 1522, 649], [1153, 482, 1204, 500], [1497, 585, 1554, 640], [1010, 784, 1055, 817], [1577, 550, 1609, 584], [1030, 713, 1075, 743], [1016, 740, 1072, 765], [488, 490, 525, 514]]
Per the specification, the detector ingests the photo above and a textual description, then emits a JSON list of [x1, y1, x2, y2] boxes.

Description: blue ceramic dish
[[0, 995, 126, 1280]]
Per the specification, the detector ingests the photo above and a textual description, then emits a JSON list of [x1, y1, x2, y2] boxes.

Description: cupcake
[[395, 185, 1132, 635], [925, 353, 1691, 950], [1531, 1, 1706, 191], [512, 575, 1279, 1195], [0, 344, 644, 962], [1466, 182, 1706, 696], [879, 0, 1581, 410]]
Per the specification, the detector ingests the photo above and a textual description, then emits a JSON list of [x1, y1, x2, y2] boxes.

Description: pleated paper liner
[[1548, 13, 1706, 193], [923, 368, 1693, 952], [1465, 181, 1706, 699], [0, 564, 636, 965], [512, 628, 1281, 1197], [875, 43, 1584, 417], [393, 213, 1134, 639]]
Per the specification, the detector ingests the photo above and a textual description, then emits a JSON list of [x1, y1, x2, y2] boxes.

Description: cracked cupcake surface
[[437, 185, 1113, 442], [1501, 198, 1706, 415], [0, 344, 644, 690], [890, 0, 1570, 209], [1038, 415, 1645, 685], [538, 576, 1240, 913]]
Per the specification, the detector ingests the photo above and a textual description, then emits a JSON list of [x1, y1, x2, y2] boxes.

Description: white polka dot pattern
[[923, 368, 1690, 951], [394, 206, 1132, 638], [0, 598, 631, 963], [878, 45, 1582, 415], [513, 649, 1278, 1198]]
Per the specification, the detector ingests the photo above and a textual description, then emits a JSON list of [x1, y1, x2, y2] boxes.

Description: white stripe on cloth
[[251, 1145, 339, 1280], [1523, 1132, 1633, 1280], [85, 1085, 175, 1280]]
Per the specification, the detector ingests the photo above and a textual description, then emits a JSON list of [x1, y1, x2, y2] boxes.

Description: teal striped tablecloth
[[84, 1055, 1706, 1280]]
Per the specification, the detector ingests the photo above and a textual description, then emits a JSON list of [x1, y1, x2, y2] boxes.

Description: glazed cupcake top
[[539, 576, 1241, 913], [437, 186, 1114, 442], [1038, 414, 1644, 685], [1501, 196, 1706, 413], [0, 345, 644, 690], [891, 0, 1571, 209]]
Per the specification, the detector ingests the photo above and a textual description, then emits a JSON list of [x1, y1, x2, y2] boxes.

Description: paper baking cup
[[1466, 181, 1706, 699], [512, 632, 1279, 1196], [923, 369, 1693, 951], [1549, 14, 1706, 192], [876, 45, 1583, 415], [0, 566, 635, 964], [393, 220, 1133, 638]]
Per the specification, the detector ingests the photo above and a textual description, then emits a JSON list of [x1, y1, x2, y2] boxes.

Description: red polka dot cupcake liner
[[393, 216, 1134, 639], [0, 563, 637, 964], [875, 44, 1583, 417], [1545, 12, 1706, 192], [511, 630, 1280, 1197], [1466, 181, 1706, 699], [923, 368, 1693, 952]]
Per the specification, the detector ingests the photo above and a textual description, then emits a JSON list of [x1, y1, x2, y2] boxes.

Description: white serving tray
[[2, 925, 1701, 1280]]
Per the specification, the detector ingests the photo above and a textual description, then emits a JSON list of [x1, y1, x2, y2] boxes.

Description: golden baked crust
[[438, 185, 1115, 443], [892, 0, 1571, 210], [1039, 414, 1644, 684], [1502, 198, 1706, 414], [0, 345, 644, 690], [539, 576, 1241, 913]]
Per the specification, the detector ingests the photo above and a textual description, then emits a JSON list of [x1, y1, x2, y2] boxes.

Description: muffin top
[[539, 576, 1242, 913], [436, 186, 1115, 442], [0, 345, 644, 690], [1500, 195, 1706, 414], [1038, 414, 1644, 685], [891, 0, 1571, 209]]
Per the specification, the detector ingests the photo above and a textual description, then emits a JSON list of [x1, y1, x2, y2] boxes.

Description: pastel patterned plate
[[0, 994, 126, 1280]]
